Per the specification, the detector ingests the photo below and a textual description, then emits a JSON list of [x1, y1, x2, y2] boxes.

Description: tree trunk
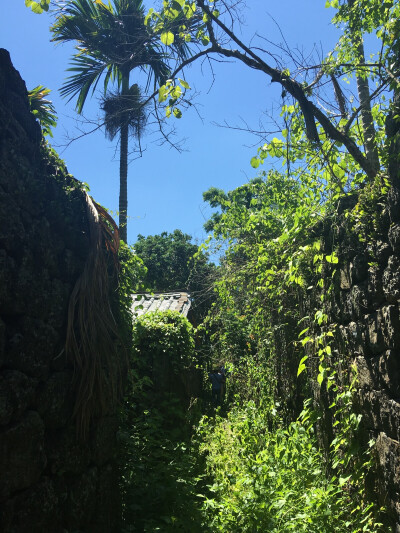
[[348, 0, 380, 176], [355, 42, 380, 175], [119, 74, 129, 243]]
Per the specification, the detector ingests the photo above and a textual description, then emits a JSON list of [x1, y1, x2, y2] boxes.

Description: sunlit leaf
[[160, 31, 175, 46]]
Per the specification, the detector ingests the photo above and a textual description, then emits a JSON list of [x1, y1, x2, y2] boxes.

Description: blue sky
[[1, 1, 340, 246]]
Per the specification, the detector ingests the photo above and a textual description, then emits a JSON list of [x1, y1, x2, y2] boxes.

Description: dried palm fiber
[[66, 191, 125, 439]]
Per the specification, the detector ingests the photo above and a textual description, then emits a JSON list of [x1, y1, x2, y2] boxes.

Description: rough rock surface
[[323, 194, 400, 522], [0, 49, 121, 532], [307, 212, 400, 525], [272, 99, 400, 529]]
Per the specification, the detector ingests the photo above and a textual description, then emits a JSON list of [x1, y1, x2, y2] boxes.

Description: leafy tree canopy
[[134, 229, 214, 291], [203, 174, 301, 240], [146, 0, 400, 189]]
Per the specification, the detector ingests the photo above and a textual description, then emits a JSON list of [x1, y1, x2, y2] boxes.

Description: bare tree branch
[[194, 0, 376, 178]]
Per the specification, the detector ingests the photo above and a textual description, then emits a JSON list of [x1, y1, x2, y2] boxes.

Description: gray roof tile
[[131, 292, 191, 318]]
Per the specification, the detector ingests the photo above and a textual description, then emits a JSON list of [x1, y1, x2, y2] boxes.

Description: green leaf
[[299, 327, 309, 337], [183, 2, 196, 19], [161, 31, 175, 46], [171, 85, 182, 99], [301, 336, 311, 346], [158, 85, 168, 103], [339, 475, 351, 486], [326, 253, 339, 264], [31, 2, 44, 13], [325, 345, 332, 356], [297, 356, 308, 376], [173, 107, 182, 118], [250, 157, 260, 169], [178, 78, 190, 89]]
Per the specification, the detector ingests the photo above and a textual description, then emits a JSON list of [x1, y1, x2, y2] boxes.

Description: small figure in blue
[[208, 368, 224, 406]]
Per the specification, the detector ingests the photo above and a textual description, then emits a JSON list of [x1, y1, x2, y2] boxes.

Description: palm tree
[[101, 83, 149, 227], [51, 0, 172, 242]]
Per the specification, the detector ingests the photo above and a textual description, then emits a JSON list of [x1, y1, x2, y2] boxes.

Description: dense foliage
[[121, 310, 201, 531], [117, 1, 397, 529], [120, 346, 381, 532], [197, 358, 379, 533], [197, 170, 385, 528], [131, 309, 195, 373]]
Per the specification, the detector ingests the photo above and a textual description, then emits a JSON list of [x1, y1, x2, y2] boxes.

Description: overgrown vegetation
[[115, 0, 398, 528], [120, 338, 382, 531], [23, 0, 399, 529], [120, 310, 203, 531], [197, 359, 380, 533]]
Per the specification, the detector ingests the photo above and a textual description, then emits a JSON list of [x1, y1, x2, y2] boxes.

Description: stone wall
[[343, 108, 400, 530], [273, 100, 400, 530], [321, 196, 400, 530], [0, 49, 121, 532]]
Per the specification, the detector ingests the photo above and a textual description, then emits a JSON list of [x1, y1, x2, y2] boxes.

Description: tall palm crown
[[51, 0, 179, 241], [52, 0, 170, 110]]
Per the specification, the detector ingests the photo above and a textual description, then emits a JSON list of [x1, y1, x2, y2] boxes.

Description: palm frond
[[28, 85, 58, 136], [60, 53, 107, 112], [52, 0, 176, 111], [51, 0, 99, 43], [66, 191, 125, 439]]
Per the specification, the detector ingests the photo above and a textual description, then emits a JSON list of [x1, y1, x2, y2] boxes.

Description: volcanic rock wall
[[275, 99, 400, 530], [0, 49, 121, 532], [320, 192, 400, 530], [345, 107, 400, 530]]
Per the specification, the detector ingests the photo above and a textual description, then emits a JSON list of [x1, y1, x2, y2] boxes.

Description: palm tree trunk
[[348, 0, 380, 176], [119, 74, 129, 243]]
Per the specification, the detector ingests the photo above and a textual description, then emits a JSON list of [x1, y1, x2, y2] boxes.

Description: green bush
[[121, 310, 204, 531], [132, 310, 195, 374]]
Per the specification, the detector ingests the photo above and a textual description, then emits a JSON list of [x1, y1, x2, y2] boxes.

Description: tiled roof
[[131, 292, 192, 318]]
